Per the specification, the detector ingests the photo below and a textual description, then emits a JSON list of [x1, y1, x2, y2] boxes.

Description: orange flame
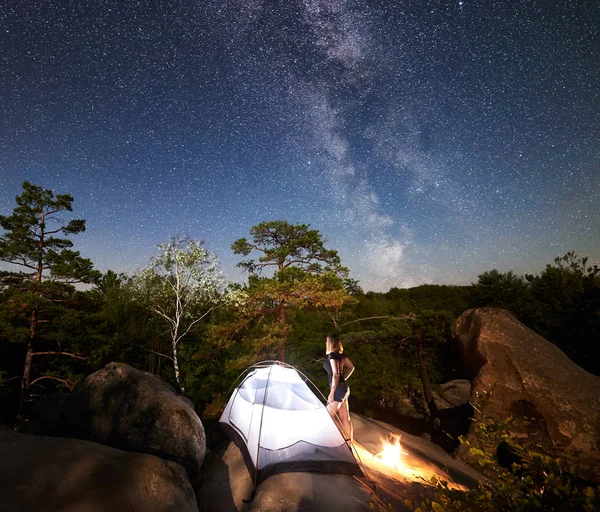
[[376, 434, 406, 471]]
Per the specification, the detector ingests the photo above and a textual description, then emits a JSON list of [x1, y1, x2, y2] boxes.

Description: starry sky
[[1, 0, 599, 291]]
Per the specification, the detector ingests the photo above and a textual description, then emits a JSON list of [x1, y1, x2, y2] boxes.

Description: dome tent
[[219, 361, 363, 492]]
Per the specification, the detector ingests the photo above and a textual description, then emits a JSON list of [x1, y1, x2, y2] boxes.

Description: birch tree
[[134, 237, 223, 393]]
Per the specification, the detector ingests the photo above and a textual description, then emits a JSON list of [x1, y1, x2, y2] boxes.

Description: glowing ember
[[375, 434, 406, 471]]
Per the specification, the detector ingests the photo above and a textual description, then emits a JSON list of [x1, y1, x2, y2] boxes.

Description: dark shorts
[[333, 381, 350, 402]]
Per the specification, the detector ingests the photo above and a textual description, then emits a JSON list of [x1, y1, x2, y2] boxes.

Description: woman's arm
[[328, 359, 339, 402], [343, 356, 355, 381]]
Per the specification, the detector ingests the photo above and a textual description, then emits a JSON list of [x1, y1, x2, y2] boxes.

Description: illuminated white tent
[[219, 361, 363, 490]]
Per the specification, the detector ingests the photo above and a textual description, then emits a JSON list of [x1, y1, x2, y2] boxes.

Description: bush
[[406, 397, 599, 511]]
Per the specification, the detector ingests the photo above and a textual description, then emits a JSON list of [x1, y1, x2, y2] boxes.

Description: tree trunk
[[157, 341, 162, 374], [16, 310, 37, 431], [417, 334, 438, 424], [277, 301, 286, 361], [172, 340, 185, 394], [17, 217, 46, 429]]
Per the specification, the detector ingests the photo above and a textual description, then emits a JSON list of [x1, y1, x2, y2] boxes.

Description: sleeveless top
[[323, 352, 346, 387]]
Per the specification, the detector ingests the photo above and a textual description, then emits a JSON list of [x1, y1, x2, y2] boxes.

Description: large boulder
[[431, 380, 474, 452], [433, 379, 471, 411], [0, 424, 198, 512], [64, 362, 206, 487], [454, 308, 600, 481]]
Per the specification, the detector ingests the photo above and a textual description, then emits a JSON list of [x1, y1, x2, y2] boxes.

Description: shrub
[[406, 397, 599, 511]]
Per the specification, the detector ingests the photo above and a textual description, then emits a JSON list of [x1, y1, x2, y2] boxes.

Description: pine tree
[[0, 182, 99, 427], [232, 220, 355, 361]]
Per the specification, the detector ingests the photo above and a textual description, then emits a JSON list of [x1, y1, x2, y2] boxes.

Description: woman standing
[[323, 333, 355, 443]]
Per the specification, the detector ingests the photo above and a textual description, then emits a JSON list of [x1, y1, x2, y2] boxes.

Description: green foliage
[[130, 236, 226, 393], [0, 181, 98, 285], [230, 220, 355, 361], [0, 182, 100, 410], [2, 195, 595, 452], [410, 309, 459, 383], [410, 310, 453, 343], [473, 269, 528, 311], [414, 397, 599, 511], [232, 220, 347, 277], [340, 317, 415, 404], [359, 285, 472, 318], [278, 289, 464, 421], [88, 272, 173, 377], [523, 252, 600, 370], [472, 251, 600, 374]]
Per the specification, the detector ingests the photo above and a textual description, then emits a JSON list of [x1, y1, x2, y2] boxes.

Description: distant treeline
[[1, 182, 598, 431]]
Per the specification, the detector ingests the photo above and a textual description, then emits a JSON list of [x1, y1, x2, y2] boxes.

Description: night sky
[[1, 0, 599, 291]]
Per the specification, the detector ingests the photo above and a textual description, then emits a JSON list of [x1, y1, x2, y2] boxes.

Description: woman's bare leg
[[326, 401, 337, 419], [338, 399, 353, 443], [327, 401, 345, 433]]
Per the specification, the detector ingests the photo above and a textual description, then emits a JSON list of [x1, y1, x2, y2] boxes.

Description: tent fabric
[[219, 361, 363, 487]]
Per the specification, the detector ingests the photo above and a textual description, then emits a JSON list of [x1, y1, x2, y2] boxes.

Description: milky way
[[1, 1, 598, 290]]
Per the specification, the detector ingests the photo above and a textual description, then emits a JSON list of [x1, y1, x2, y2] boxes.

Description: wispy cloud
[[291, 1, 420, 289], [366, 105, 477, 215], [302, 0, 369, 72], [359, 236, 428, 290], [295, 85, 392, 228]]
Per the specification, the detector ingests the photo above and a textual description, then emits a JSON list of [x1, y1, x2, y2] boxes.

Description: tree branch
[[0, 257, 37, 270], [43, 227, 67, 235], [44, 207, 64, 217], [32, 351, 87, 361], [134, 345, 174, 361], [247, 243, 266, 254], [174, 305, 220, 345], [338, 316, 391, 327], [338, 314, 416, 328], [254, 261, 279, 267], [148, 304, 177, 327], [29, 375, 73, 391], [28, 227, 41, 238]]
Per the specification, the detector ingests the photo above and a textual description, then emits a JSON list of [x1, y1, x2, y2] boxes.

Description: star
[[0, 0, 597, 290]]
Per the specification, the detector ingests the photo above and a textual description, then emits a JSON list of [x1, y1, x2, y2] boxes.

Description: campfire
[[375, 434, 407, 471]]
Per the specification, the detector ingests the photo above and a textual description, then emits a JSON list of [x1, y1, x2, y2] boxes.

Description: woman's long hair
[[326, 333, 344, 354]]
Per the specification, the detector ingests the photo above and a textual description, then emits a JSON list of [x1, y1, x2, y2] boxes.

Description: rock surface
[[197, 414, 482, 511], [64, 362, 206, 487], [433, 379, 471, 410], [29, 392, 69, 435], [0, 424, 198, 512], [454, 308, 600, 481]]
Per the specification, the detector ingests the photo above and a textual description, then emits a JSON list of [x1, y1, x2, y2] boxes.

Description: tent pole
[[224, 359, 281, 399], [243, 362, 275, 503]]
